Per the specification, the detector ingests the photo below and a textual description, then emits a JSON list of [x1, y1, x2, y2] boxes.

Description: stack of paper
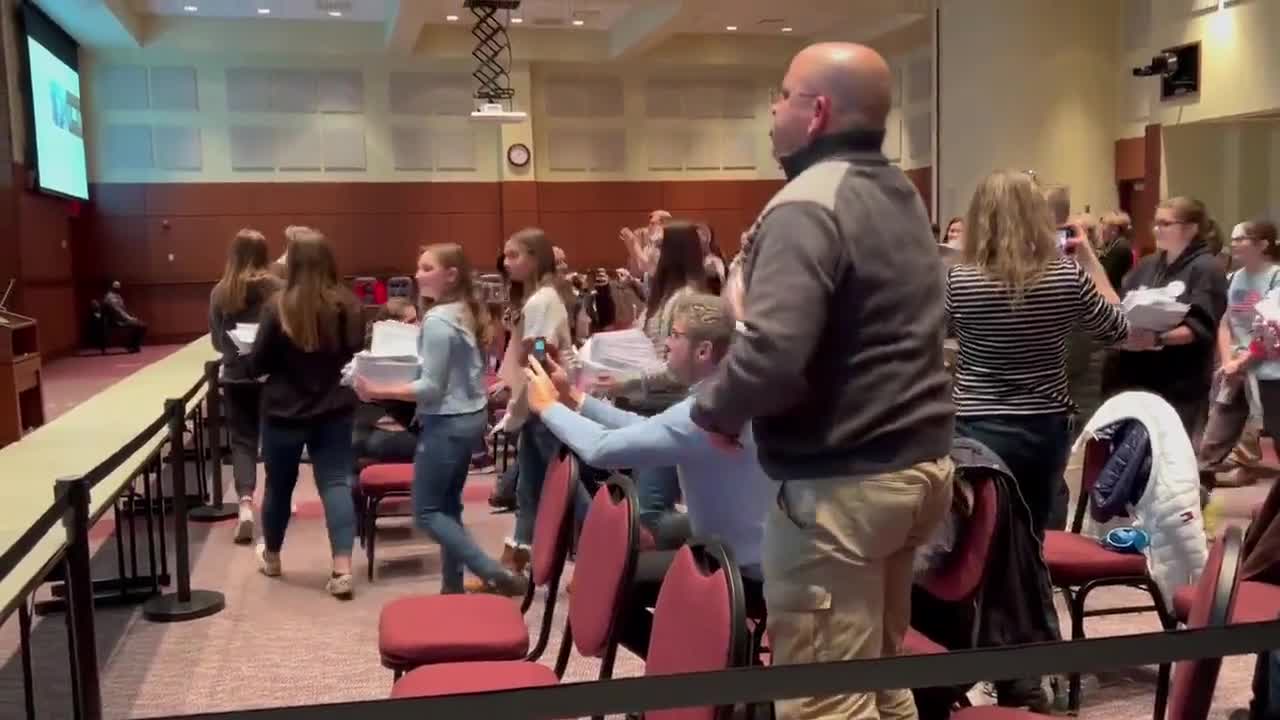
[[576, 328, 662, 386], [1122, 281, 1189, 332], [343, 320, 421, 387], [227, 323, 258, 355]]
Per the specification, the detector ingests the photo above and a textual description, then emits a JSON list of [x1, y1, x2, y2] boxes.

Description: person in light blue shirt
[[525, 293, 770, 655], [357, 244, 526, 597]]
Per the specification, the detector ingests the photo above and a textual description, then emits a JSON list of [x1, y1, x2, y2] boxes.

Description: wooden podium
[[0, 311, 44, 448]]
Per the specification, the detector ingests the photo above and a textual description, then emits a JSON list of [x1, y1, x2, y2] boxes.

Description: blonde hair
[[278, 226, 355, 352], [1042, 184, 1071, 226], [962, 170, 1058, 300], [673, 293, 734, 358], [1100, 210, 1132, 234], [213, 229, 271, 314], [422, 243, 495, 348]]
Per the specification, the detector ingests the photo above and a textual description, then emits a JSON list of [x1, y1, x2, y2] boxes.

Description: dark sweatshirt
[[1101, 240, 1227, 409], [690, 130, 954, 480], [248, 296, 365, 423], [209, 275, 284, 383]]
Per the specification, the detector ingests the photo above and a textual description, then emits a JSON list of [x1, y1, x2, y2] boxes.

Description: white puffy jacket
[[1074, 391, 1208, 610]]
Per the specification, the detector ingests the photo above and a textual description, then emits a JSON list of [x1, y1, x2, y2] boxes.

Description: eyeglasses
[[1153, 220, 1191, 231]]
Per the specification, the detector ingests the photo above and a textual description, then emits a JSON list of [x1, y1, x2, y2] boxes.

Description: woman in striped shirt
[[946, 170, 1129, 537]]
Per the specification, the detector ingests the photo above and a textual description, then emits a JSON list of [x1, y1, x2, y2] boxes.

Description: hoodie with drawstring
[[1101, 240, 1228, 431]]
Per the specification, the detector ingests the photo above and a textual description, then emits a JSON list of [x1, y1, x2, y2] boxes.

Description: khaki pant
[[764, 457, 955, 720]]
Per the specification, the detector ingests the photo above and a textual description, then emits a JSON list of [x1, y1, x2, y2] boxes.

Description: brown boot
[[465, 544, 530, 593]]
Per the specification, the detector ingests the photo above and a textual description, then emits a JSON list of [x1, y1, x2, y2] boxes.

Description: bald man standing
[[692, 43, 955, 720]]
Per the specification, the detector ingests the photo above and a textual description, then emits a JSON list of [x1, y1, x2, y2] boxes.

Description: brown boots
[[463, 543, 530, 594]]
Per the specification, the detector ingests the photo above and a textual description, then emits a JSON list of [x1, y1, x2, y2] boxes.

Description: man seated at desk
[[524, 293, 770, 657]]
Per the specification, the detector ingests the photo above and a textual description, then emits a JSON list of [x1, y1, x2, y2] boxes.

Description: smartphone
[[532, 337, 547, 365], [1056, 226, 1076, 251]]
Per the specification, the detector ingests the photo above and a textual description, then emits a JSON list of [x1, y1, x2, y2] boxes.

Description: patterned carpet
[[0, 348, 1267, 719]]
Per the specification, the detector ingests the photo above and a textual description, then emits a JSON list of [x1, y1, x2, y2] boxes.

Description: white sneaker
[[234, 502, 254, 544], [256, 543, 281, 577]]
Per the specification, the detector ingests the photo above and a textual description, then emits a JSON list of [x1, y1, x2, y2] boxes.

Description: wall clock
[[507, 143, 531, 168]]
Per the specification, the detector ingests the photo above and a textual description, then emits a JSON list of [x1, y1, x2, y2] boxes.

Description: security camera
[[1133, 52, 1178, 78]]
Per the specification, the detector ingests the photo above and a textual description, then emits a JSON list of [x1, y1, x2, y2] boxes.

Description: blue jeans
[[955, 413, 1071, 537], [634, 465, 681, 532], [514, 417, 561, 546], [261, 413, 357, 557], [414, 410, 503, 593]]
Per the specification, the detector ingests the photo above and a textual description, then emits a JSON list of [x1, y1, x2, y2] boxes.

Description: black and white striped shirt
[[946, 257, 1128, 416]]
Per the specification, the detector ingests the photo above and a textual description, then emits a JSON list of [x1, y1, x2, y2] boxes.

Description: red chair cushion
[[379, 594, 529, 669], [921, 478, 998, 602], [900, 627, 947, 655], [1172, 580, 1280, 624], [359, 464, 413, 496], [390, 660, 558, 699], [1044, 530, 1147, 586], [646, 549, 733, 720]]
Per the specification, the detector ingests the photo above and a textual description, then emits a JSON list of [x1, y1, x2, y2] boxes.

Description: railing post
[[142, 398, 225, 622], [190, 362, 237, 521], [57, 475, 102, 720]]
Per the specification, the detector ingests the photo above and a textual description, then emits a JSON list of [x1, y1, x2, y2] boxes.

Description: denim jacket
[[411, 302, 487, 417]]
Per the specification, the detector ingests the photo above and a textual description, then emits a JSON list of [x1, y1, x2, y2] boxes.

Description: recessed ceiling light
[[781, 26, 793, 33], [446, 14, 458, 21], [183, 4, 197, 11], [511, 16, 523, 23], [725, 25, 737, 31], [257, 8, 270, 14], [328, 10, 342, 17], [572, 19, 584, 26]]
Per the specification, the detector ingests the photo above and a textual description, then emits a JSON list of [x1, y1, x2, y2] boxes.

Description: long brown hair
[[213, 229, 271, 314], [278, 226, 355, 352], [424, 243, 495, 348], [507, 227, 559, 309], [962, 170, 1058, 300], [646, 220, 707, 317], [1243, 219, 1280, 261]]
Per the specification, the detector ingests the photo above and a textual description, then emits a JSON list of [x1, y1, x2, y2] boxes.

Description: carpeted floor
[[0, 347, 1268, 719]]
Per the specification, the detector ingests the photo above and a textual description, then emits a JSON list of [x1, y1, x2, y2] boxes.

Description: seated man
[[524, 293, 770, 657], [102, 280, 146, 352]]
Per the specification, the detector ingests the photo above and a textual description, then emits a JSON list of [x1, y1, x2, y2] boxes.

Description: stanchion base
[[142, 589, 225, 623], [189, 503, 239, 522]]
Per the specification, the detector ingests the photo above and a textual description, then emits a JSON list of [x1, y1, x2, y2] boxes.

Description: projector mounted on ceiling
[[471, 103, 528, 123], [465, 0, 526, 123]]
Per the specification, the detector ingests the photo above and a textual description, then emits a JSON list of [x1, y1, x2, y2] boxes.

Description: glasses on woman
[[1153, 220, 1190, 231]]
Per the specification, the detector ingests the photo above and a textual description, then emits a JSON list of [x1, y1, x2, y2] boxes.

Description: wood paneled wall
[[76, 179, 788, 339]]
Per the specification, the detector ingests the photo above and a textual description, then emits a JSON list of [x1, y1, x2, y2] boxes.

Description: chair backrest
[[1071, 437, 1110, 533], [1167, 525, 1244, 720], [387, 276, 414, 299], [353, 277, 378, 304], [530, 453, 578, 588], [568, 475, 638, 660], [645, 541, 748, 720], [921, 476, 998, 603]]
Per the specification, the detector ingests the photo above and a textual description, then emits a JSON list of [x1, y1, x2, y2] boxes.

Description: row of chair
[[376, 453, 753, 719]]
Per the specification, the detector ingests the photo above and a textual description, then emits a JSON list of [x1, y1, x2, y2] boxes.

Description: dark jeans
[[261, 412, 357, 557], [414, 410, 504, 593], [514, 417, 561, 547], [223, 382, 263, 499], [955, 413, 1072, 538], [634, 465, 681, 533], [618, 548, 765, 659], [116, 322, 146, 351]]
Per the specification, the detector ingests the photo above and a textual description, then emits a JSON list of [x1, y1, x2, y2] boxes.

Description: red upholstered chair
[[1043, 437, 1172, 713], [358, 463, 414, 581], [642, 541, 749, 720], [951, 525, 1243, 720], [390, 475, 640, 715], [378, 454, 580, 677], [902, 477, 1000, 656], [1172, 579, 1280, 624]]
